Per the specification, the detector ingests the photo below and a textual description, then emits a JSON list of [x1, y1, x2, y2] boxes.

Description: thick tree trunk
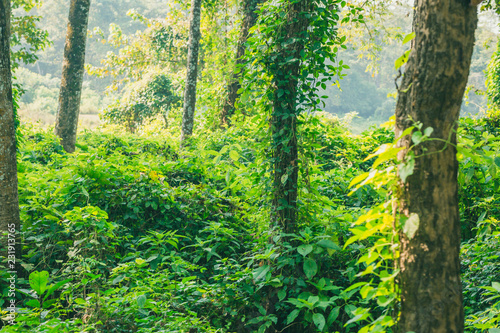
[[270, 0, 312, 234], [220, 0, 263, 126], [54, 0, 91, 153], [180, 0, 202, 145], [0, 0, 21, 264], [395, 1, 480, 332]]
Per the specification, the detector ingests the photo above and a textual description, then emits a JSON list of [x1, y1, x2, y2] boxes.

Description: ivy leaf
[[297, 244, 313, 257], [312, 313, 326, 331], [403, 213, 420, 239], [303, 259, 318, 280], [29, 271, 49, 296], [424, 127, 434, 137], [399, 158, 415, 183], [412, 131, 423, 145]]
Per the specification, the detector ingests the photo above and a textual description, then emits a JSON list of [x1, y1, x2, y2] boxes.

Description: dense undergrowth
[[1, 114, 499, 332]]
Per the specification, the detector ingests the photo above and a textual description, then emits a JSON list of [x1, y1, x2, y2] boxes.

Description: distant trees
[[394, 0, 481, 331], [180, 0, 202, 145], [54, 0, 91, 153], [0, 0, 21, 261], [102, 73, 181, 132]]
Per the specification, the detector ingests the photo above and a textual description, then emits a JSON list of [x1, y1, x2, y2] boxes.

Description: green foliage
[[486, 40, 500, 127], [10, 0, 51, 69], [102, 73, 181, 132]]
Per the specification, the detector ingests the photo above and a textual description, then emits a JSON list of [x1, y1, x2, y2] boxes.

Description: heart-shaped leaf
[[29, 271, 49, 296]]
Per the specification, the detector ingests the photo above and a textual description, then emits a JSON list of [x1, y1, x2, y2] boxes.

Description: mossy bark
[[54, 0, 91, 153], [395, 0, 480, 331], [180, 0, 202, 145], [270, 0, 312, 234], [0, 0, 21, 265]]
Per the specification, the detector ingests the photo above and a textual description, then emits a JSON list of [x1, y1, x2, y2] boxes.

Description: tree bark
[[270, 0, 312, 234], [54, 0, 91, 153], [0, 0, 21, 264], [180, 0, 202, 145], [220, 0, 263, 127], [395, 1, 480, 332]]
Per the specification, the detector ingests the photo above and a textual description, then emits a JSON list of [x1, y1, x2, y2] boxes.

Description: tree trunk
[[395, 1, 480, 332], [180, 0, 202, 145], [270, 0, 312, 234], [0, 0, 21, 265], [220, 0, 263, 127], [54, 0, 91, 153]]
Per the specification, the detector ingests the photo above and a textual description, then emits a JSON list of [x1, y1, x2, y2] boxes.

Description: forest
[[1, 0, 500, 332]]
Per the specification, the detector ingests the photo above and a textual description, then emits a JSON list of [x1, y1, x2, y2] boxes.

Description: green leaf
[[281, 173, 289, 184], [135, 258, 147, 267], [492, 281, 500, 292], [229, 150, 239, 161], [494, 156, 500, 167], [402, 32, 415, 44], [74, 298, 87, 305], [43, 279, 72, 301], [327, 306, 340, 326], [26, 299, 41, 308], [278, 289, 287, 301], [349, 172, 369, 188], [29, 271, 49, 296], [412, 131, 423, 145], [137, 294, 147, 308], [303, 259, 318, 280], [403, 213, 420, 239], [313, 313, 326, 331], [399, 158, 415, 183], [297, 244, 313, 257], [253, 265, 270, 282], [287, 309, 300, 324], [424, 127, 434, 137], [317, 239, 341, 251], [488, 328, 500, 333]]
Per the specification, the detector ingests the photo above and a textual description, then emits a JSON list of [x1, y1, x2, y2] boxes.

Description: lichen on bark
[[180, 0, 202, 145], [0, 0, 21, 264], [54, 0, 91, 153], [395, 1, 479, 332]]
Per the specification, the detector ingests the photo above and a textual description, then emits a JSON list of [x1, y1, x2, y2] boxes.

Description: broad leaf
[[303, 259, 318, 280], [313, 313, 326, 331], [287, 309, 300, 324], [29, 271, 49, 296], [297, 244, 313, 257]]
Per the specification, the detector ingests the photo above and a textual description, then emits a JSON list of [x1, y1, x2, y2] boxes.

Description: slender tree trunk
[[54, 0, 91, 153], [395, 1, 481, 332], [0, 0, 21, 264], [270, 0, 312, 234], [220, 0, 263, 126], [180, 0, 202, 145]]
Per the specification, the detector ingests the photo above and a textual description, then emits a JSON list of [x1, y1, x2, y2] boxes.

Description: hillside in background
[[12, 0, 499, 131]]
